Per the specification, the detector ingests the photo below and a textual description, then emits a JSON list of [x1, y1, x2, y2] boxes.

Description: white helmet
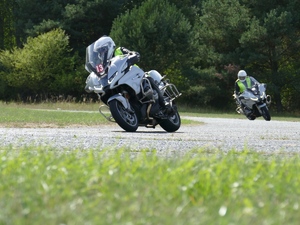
[[238, 70, 247, 81], [147, 70, 163, 85], [93, 36, 115, 74]]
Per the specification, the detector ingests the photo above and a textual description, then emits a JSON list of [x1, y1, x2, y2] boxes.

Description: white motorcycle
[[234, 83, 271, 121], [84, 42, 181, 132]]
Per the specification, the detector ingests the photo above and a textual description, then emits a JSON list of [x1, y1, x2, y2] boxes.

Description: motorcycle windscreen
[[85, 42, 101, 73]]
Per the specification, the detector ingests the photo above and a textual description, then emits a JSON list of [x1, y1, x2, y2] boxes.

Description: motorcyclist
[[234, 70, 260, 114], [91, 35, 168, 111], [91, 35, 140, 76]]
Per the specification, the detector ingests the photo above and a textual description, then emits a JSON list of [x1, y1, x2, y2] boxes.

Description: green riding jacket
[[236, 77, 252, 93]]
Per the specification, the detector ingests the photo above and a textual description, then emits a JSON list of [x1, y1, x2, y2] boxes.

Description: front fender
[[256, 102, 267, 114], [107, 94, 131, 110]]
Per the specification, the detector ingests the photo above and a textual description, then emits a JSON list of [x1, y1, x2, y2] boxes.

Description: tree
[[239, 0, 300, 112], [189, 0, 249, 107], [168, 0, 202, 25], [195, 0, 249, 67], [12, 0, 74, 47], [0, 29, 81, 99], [0, 0, 16, 50], [194, 0, 300, 111], [62, 0, 127, 58], [110, 0, 195, 88]]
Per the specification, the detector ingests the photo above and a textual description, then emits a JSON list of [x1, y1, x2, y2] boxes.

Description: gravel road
[[1, 116, 299, 155]]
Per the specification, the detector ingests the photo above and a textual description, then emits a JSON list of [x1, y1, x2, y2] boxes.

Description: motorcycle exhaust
[[266, 95, 271, 105]]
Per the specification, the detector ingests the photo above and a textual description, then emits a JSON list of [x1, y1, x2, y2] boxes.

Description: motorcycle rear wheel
[[109, 99, 138, 132], [261, 106, 271, 121], [159, 110, 181, 132]]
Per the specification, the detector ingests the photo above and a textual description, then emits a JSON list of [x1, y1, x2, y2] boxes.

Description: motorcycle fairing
[[240, 83, 267, 109], [238, 83, 270, 119], [108, 55, 144, 95], [118, 66, 144, 95], [85, 72, 104, 93], [107, 55, 128, 85], [240, 91, 258, 108]]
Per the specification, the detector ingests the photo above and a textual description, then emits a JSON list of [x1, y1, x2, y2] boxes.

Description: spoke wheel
[[159, 110, 181, 132], [109, 100, 138, 132]]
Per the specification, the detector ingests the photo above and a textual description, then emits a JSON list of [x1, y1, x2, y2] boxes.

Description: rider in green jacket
[[234, 70, 260, 115]]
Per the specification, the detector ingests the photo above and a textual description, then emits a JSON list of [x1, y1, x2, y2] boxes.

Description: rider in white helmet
[[234, 70, 259, 95], [90, 35, 168, 111], [92, 35, 140, 76], [234, 70, 260, 114]]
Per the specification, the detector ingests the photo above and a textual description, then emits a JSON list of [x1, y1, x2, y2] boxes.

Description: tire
[[261, 106, 271, 121], [109, 99, 138, 132], [159, 110, 181, 132]]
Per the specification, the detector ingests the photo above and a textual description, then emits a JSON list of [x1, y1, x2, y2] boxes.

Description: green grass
[[1, 101, 300, 224], [1, 102, 300, 127], [0, 103, 108, 127], [0, 102, 198, 127], [1, 147, 300, 225]]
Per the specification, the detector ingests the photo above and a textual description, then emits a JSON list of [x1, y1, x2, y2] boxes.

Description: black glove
[[120, 47, 130, 54], [135, 52, 140, 62]]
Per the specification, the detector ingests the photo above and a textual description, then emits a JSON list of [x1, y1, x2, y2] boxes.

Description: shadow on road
[[113, 130, 184, 134]]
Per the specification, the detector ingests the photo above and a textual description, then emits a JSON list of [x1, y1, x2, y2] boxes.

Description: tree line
[[0, 0, 299, 112]]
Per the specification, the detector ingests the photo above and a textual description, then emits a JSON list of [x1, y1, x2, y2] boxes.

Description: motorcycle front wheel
[[159, 110, 181, 132], [261, 106, 271, 121], [109, 99, 138, 132]]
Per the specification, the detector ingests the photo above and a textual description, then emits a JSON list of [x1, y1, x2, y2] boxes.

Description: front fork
[[256, 102, 267, 114]]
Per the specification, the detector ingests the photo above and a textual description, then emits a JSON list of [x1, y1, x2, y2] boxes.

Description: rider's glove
[[135, 52, 140, 62]]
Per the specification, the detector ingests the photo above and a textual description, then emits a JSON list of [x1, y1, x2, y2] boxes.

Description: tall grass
[[1, 146, 300, 225]]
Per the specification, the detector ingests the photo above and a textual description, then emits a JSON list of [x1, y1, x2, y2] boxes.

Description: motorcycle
[[234, 83, 271, 121], [84, 42, 182, 132]]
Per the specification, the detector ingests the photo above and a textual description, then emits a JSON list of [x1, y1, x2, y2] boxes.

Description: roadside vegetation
[[1, 102, 300, 224], [0, 102, 299, 128], [1, 0, 300, 112], [1, 147, 300, 225], [0, 102, 203, 127], [1, 0, 299, 223]]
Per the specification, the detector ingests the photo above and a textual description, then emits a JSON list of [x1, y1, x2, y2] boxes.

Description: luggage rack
[[161, 82, 182, 102]]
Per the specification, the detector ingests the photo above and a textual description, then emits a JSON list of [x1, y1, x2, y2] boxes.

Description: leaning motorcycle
[[84, 42, 181, 132], [234, 83, 271, 121]]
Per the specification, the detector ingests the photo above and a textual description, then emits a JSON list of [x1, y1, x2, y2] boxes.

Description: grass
[[1, 101, 300, 224], [0, 101, 199, 127], [1, 147, 300, 225], [1, 101, 300, 124], [0, 103, 108, 127]]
